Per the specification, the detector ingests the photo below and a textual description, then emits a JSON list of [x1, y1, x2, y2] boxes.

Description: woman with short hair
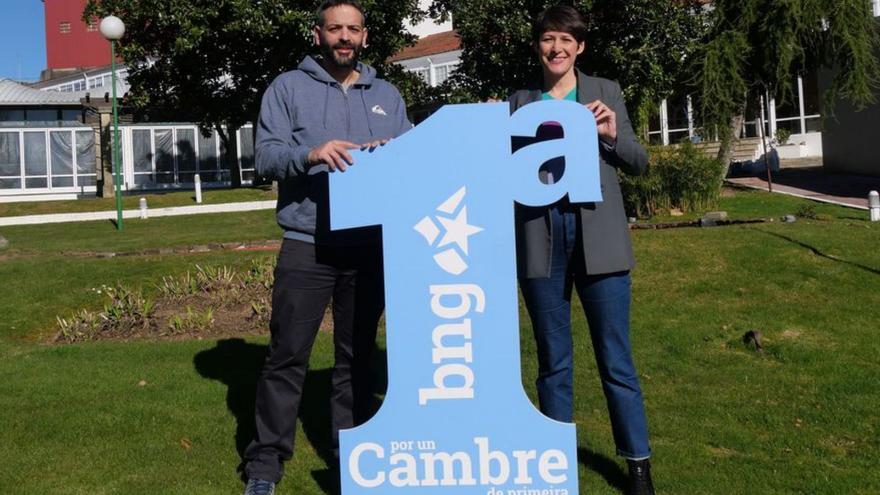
[[510, 5, 654, 494]]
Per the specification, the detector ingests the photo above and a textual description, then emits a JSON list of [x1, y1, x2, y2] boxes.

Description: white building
[[647, 73, 824, 160], [0, 78, 99, 201], [395, 0, 461, 89], [32, 64, 130, 98]]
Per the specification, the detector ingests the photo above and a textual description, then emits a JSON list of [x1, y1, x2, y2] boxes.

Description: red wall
[[44, 0, 112, 70]]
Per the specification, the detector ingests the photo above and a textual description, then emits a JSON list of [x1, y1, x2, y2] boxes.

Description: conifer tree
[[693, 0, 880, 165]]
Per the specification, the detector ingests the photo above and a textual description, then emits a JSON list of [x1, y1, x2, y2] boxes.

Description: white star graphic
[[436, 206, 483, 255]]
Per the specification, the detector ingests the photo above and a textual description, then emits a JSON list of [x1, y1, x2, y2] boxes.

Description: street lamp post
[[100, 15, 126, 231]]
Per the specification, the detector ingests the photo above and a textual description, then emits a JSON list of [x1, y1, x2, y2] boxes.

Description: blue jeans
[[520, 206, 651, 459]]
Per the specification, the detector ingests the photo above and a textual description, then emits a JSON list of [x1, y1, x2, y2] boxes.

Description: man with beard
[[242, 1, 411, 494]]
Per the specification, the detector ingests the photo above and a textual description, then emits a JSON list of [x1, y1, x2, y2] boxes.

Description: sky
[[0, 0, 46, 82]]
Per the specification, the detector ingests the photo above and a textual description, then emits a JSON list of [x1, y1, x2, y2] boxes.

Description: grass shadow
[[193, 338, 388, 494], [578, 447, 627, 493], [304, 346, 387, 495], [193, 338, 266, 481], [752, 228, 880, 276]]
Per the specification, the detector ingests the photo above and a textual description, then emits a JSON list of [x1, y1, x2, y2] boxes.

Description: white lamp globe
[[99, 16, 126, 41]]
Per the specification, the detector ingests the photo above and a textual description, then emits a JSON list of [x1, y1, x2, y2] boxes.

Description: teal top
[[541, 87, 577, 101]]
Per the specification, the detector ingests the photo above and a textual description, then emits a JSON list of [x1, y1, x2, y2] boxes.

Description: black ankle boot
[[627, 459, 655, 495]]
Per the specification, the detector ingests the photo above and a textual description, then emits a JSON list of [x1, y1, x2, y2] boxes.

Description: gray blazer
[[509, 71, 648, 278]]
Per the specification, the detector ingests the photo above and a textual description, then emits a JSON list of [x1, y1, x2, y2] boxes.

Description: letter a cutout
[[329, 101, 601, 493]]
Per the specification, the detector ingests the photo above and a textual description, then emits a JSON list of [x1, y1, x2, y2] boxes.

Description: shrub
[[620, 142, 725, 218], [775, 128, 791, 146], [795, 203, 819, 220]]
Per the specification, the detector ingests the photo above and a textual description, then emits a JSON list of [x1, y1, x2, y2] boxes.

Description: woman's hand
[[586, 100, 617, 146]]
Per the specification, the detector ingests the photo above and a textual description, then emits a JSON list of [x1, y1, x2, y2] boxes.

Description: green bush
[[620, 142, 724, 218]]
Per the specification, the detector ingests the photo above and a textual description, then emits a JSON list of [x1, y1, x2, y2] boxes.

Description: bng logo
[[414, 187, 484, 276]]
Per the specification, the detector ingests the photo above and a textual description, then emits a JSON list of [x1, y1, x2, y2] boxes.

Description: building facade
[[43, 0, 112, 78], [820, 7, 880, 177], [647, 72, 824, 160]]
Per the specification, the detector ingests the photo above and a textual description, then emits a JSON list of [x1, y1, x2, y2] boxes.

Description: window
[[874, 0, 880, 17], [238, 126, 256, 183], [0, 109, 25, 122], [132, 129, 153, 186], [432, 63, 458, 86], [88, 74, 114, 89], [59, 21, 71, 34], [0, 132, 21, 183], [154, 129, 175, 183], [198, 130, 219, 182], [87, 21, 98, 32], [26, 109, 60, 122], [58, 80, 86, 92], [0, 129, 97, 193], [434, 65, 450, 85], [126, 125, 241, 189], [410, 68, 430, 85], [24, 132, 48, 189], [176, 129, 197, 183], [76, 131, 97, 186], [666, 93, 690, 143], [61, 109, 82, 122]]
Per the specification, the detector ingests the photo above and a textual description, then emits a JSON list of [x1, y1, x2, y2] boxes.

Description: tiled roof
[[390, 30, 461, 62], [0, 78, 85, 106]]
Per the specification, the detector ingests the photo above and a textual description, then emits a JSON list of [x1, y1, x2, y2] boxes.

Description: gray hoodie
[[255, 55, 412, 245]]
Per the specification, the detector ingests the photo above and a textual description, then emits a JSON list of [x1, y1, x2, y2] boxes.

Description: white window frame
[[408, 67, 430, 85], [0, 127, 98, 196], [122, 124, 251, 190], [431, 62, 458, 86], [652, 73, 822, 146]]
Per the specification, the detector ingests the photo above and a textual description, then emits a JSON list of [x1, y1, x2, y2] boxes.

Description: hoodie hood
[[297, 55, 378, 132], [297, 55, 377, 87]]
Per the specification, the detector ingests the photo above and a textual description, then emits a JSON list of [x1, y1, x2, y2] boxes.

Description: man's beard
[[320, 41, 362, 69]]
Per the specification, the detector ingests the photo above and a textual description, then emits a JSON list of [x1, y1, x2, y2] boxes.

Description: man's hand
[[308, 140, 360, 172], [360, 138, 390, 152], [586, 100, 617, 146]]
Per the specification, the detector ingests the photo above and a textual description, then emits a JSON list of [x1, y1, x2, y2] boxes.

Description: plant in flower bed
[[52, 257, 322, 343], [621, 141, 725, 218], [168, 306, 215, 335], [56, 284, 155, 342]]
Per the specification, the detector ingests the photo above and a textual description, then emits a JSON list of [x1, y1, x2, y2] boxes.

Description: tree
[[83, 0, 423, 183], [429, 0, 707, 131], [692, 0, 880, 166]]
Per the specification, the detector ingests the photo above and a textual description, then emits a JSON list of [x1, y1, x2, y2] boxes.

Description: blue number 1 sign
[[329, 100, 602, 495]]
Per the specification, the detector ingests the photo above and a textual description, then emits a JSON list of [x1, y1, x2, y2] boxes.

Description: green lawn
[[644, 186, 867, 224], [1, 189, 878, 494], [0, 186, 277, 218], [0, 209, 279, 256]]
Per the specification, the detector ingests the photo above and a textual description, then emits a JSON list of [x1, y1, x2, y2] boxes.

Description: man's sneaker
[[627, 459, 655, 495], [243, 478, 275, 495]]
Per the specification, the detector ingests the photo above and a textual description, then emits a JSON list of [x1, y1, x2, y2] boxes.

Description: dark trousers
[[243, 239, 384, 483]]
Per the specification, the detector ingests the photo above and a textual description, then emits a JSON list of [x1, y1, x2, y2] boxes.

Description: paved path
[[727, 166, 880, 210], [0, 200, 276, 227]]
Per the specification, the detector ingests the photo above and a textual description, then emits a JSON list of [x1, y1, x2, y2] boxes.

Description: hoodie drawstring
[[323, 83, 330, 130], [360, 87, 374, 138]]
